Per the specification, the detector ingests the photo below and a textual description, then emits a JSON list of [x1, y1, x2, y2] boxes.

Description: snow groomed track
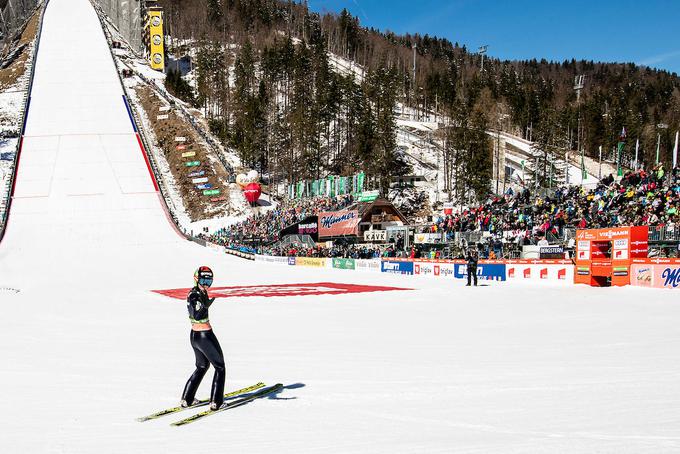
[[1, 1, 680, 453]]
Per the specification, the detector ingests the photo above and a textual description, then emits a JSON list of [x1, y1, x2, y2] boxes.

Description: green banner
[[357, 172, 365, 193], [185, 161, 200, 167], [358, 190, 379, 203], [203, 189, 220, 196], [332, 258, 356, 270]]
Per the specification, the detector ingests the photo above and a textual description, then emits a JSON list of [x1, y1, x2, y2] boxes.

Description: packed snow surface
[[0, 1, 679, 453]]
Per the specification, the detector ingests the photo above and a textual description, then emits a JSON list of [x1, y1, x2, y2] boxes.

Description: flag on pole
[[617, 127, 626, 177], [581, 148, 587, 180], [673, 131, 679, 169], [634, 138, 639, 171]]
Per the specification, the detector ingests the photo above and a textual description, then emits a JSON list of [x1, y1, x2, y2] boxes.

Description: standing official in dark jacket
[[466, 249, 478, 286]]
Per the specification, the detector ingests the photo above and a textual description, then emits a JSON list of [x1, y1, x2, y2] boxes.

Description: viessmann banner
[[318, 210, 360, 238]]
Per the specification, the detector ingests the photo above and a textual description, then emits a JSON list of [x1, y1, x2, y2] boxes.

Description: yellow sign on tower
[[147, 10, 165, 71]]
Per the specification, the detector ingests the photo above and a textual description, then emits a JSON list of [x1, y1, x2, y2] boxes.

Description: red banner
[[318, 209, 360, 238]]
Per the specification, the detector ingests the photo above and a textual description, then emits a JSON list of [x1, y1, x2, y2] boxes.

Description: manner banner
[[318, 210, 360, 238], [631, 262, 680, 289]]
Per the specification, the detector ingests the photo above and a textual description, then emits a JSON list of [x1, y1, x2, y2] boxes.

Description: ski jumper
[[181, 286, 226, 408]]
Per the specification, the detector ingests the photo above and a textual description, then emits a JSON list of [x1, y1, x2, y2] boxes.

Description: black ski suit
[[181, 286, 226, 408], [466, 251, 478, 286]]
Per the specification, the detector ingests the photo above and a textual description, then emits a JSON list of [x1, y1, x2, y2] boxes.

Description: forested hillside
[[158, 0, 680, 200]]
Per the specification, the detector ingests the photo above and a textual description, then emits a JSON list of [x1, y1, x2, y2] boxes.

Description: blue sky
[[307, 0, 680, 75]]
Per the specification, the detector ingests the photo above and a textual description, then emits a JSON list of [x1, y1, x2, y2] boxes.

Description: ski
[[136, 382, 266, 422], [171, 383, 283, 426]]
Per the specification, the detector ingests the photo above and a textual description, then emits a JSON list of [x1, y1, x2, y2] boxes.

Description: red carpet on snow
[[153, 282, 412, 300]]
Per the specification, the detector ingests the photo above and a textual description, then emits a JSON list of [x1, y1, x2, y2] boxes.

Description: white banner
[[175, 136, 187, 142], [355, 259, 381, 273], [192, 177, 209, 184], [414, 233, 445, 244], [364, 230, 386, 242], [157, 114, 169, 120]]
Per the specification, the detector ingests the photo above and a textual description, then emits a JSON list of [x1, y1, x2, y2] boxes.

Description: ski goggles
[[198, 276, 213, 287]]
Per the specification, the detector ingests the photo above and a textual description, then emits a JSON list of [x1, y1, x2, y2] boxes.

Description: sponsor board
[[355, 259, 381, 272], [196, 184, 213, 190], [577, 241, 590, 260], [506, 264, 572, 282], [295, 257, 327, 268], [453, 263, 506, 281], [210, 196, 227, 202], [612, 266, 629, 277], [364, 230, 386, 242], [414, 233, 445, 244], [159, 106, 171, 112], [381, 260, 414, 275], [176, 145, 187, 151], [319, 210, 360, 238], [175, 136, 187, 142], [153, 282, 410, 299], [288, 257, 296, 266], [255, 255, 290, 264], [358, 190, 379, 203], [188, 170, 205, 178], [182, 151, 196, 158], [185, 161, 200, 167], [192, 177, 209, 184], [631, 263, 680, 289], [332, 258, 356, 270], [203, 189, 220, 196], [157, 114, 169, 120], [539, 246, 564, 259]]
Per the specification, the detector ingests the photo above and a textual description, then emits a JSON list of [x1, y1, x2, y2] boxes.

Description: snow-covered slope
[[1, 2, 680, 453]]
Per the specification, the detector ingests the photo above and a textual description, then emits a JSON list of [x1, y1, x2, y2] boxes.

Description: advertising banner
[[255, 255, 290, 265], [196, 184, 213, 190], [332, 258, 356, 270], [381, 260, 414, 275], [356, 259, 381, 273], [157, 114, 169, 120], [185, 161, 200, 167], [182, 151, 197, 158], [192, 177, 209, 184], [364, 230, 386, 242], [631, 263, 680, 289], [148, 10, 165, 71], [506, 261, 573, 282], [318, 210, 360, 238], [539, 246, 564, 259], [203, 189, 220, 196], [414, 233, 445, 244], [296, 257, 327, 268], [188, 170, 205, 178], [279, 216, 319, 242], [288, 257, 296, 266], [455, 263, 506, 281]]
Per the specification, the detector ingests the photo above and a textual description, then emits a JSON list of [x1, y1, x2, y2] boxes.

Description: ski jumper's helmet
[[194, 266, 213, 287]]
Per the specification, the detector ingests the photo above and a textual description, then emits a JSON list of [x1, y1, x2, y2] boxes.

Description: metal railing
[[90, 0, 141, 54], [648, 225, 680, 243], [0, 0, 46, 244]]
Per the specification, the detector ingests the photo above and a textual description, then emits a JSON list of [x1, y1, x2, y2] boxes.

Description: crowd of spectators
[[203, 194, 354, 247], [427, 166, 680, 248], [200, 165, 679, 260], [261, 242, 383, 259]]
